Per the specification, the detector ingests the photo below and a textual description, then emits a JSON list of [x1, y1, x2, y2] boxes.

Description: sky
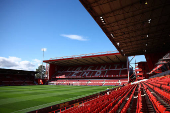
[[0, 0, 146, 71]]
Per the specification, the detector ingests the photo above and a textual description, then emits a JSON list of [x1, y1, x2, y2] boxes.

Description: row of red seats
[[145, 82, 170, 101], [98, 86, 133, 113], [120, 85, 136, 113], [162, 85, 170, 92], [109, 85, 136, 113], [146, 80, 170, 94], [60, 94, 109, 113], [93, 85, 135, 113], [145, 82, 170, 105], [143, 83, 170, 113], [49, 76, 170, 113], [59, 85, 134, 113]]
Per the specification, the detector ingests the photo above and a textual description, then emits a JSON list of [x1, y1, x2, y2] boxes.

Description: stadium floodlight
[[117, 42, 119, 46], [148, 19, 151, 23], [111, 33, 114, 38], [41, 48, 47, 58], [41, 48, 47, 79], [41, 48, 47, 52]]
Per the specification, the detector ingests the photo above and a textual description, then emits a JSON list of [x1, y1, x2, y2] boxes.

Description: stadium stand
[[0, 68, 37, 86], [47, 75, 170, 113], [52, 64, 127, 79], [44, 52, 129, 86]]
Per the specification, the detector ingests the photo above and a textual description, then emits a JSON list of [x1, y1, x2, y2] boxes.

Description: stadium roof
[[43, 51, 127, 66], [79, 0, 170, 56], [0, 68, 37, 75]]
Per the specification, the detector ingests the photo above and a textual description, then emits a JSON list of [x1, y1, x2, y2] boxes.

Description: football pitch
[[0, 85, 116, 113]]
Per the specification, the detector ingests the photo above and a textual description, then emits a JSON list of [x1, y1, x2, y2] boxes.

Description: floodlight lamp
[[145, 1, 147, 4], [147, 35, 148, 37], [100, 16, 103, 19], [117, 42, 119, 46], [148, 19, 151, 23], [111, 34, 114, 38], [102, 21, 105, 23], [41, 48, 47, 51]]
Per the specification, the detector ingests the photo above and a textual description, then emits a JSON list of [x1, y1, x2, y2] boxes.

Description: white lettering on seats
[[82, 72, 90, 76], [95, 71, 101, 76], [67, 67, 71, 71], [72, 72, 79, 76], [100, 65, 106, 70], [87, 66, 93, 70], [75, 67, 81, 71], [114, 64, 120, 69]]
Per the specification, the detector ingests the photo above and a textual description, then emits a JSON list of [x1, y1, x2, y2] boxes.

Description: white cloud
[[0, 56, 42, 71], [61, 34, 88, 41], [0, 57, 20, 67], [33, 59, 42, 66], [8, 56, 21, 62], [20, 61, 35, 71]]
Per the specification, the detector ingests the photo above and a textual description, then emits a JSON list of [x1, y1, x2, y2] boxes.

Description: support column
[[49, 64, 56, 80]]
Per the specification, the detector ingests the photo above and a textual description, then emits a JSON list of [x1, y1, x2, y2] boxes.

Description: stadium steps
[[140, 84, 155, 112]]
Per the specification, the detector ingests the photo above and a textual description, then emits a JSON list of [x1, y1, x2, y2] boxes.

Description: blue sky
[[0, 0, 146, 71]]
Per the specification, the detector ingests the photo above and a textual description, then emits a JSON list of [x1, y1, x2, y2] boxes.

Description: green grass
[[0, 85, 116, 113]]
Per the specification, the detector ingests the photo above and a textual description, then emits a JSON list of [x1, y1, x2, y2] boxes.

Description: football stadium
[[1, 0, 170, 113]]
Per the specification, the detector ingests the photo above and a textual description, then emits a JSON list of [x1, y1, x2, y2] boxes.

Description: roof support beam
[[129, 56, 135, 63], [82, 59, 95, 64], [106, 56, 115, 63], [115, 55, 122, 62], [90, 58, 101, 64], [75, 59, 91, 65], [97, 57, 108, 63]]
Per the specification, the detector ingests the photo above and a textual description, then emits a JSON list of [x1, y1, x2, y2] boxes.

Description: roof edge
[[43, 51, 120, 63]]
